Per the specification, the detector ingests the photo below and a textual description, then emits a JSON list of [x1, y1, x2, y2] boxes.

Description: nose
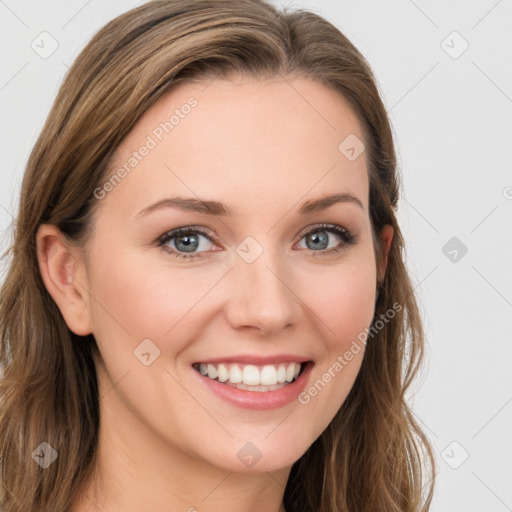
[[224, 249, 300, 336]]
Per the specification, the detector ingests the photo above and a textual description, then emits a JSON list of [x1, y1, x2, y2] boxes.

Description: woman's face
[[76, 77, 391, 473]]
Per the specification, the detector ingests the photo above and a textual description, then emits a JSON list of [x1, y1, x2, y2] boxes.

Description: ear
[[377, 224, 394, 284], [36, 224, 92, 336]]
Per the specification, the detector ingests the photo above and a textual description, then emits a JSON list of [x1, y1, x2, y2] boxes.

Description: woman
[[0, 1, 435, 511]]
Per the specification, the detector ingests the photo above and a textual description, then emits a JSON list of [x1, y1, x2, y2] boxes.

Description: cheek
[[86, 246, 226, 354], [291, 258, 376, 443], [301, 256, 377, 350]]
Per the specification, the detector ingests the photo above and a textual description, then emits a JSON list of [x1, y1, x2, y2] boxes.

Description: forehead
[[98, 76, 369, 220]]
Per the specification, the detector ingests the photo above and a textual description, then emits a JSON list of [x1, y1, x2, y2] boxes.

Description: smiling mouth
[[192, 361, 308, 392]]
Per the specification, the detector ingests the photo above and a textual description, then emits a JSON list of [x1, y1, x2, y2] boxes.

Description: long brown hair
[[0, 1, 435, 510]]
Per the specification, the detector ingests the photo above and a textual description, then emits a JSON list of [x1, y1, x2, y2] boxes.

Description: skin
[[37, 76, 393, 512]]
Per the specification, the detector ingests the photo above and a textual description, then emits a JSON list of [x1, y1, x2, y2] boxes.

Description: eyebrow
[[135, 193, 364, 219]]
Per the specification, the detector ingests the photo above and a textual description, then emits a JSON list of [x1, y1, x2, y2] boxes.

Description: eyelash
[[157, 224, 357, 260]]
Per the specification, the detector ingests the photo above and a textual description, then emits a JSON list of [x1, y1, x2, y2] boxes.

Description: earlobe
[[36, 224, 93, 336]]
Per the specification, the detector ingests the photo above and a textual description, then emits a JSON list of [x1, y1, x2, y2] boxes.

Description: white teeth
[[277, 365, 286, 383], [196, 361, 303, 390], [217, 363, 229, 383], [207, 364, 218, 380], [229, 364, 243, 384], [242, 365, 260, 385], [260, 365, 278, 386], [285, 363, 295, 382]]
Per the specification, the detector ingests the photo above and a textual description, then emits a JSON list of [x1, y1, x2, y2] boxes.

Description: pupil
[[176, 234, 198, 252], [306, 231, 328, 250]]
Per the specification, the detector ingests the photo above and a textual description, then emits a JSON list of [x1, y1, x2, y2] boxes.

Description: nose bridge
[[225, 240, 298, 334]]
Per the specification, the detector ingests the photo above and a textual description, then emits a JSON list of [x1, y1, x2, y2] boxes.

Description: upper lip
[[193, 354, 312, 365]]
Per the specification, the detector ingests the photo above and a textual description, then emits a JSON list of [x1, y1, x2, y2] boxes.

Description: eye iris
[[175, 234, 199, 252], [306, 231, 329, 250]]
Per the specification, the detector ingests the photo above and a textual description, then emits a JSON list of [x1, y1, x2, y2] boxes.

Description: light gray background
[[1, 1, 511, 510]]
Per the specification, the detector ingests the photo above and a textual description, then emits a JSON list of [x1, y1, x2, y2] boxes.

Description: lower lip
[[193, 363, 314, 411]]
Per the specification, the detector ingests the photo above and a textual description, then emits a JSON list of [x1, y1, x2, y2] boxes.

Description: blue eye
[[296, 224, 356, 253], [159, 227, 217, 258], [158, 224, 356, 260]]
